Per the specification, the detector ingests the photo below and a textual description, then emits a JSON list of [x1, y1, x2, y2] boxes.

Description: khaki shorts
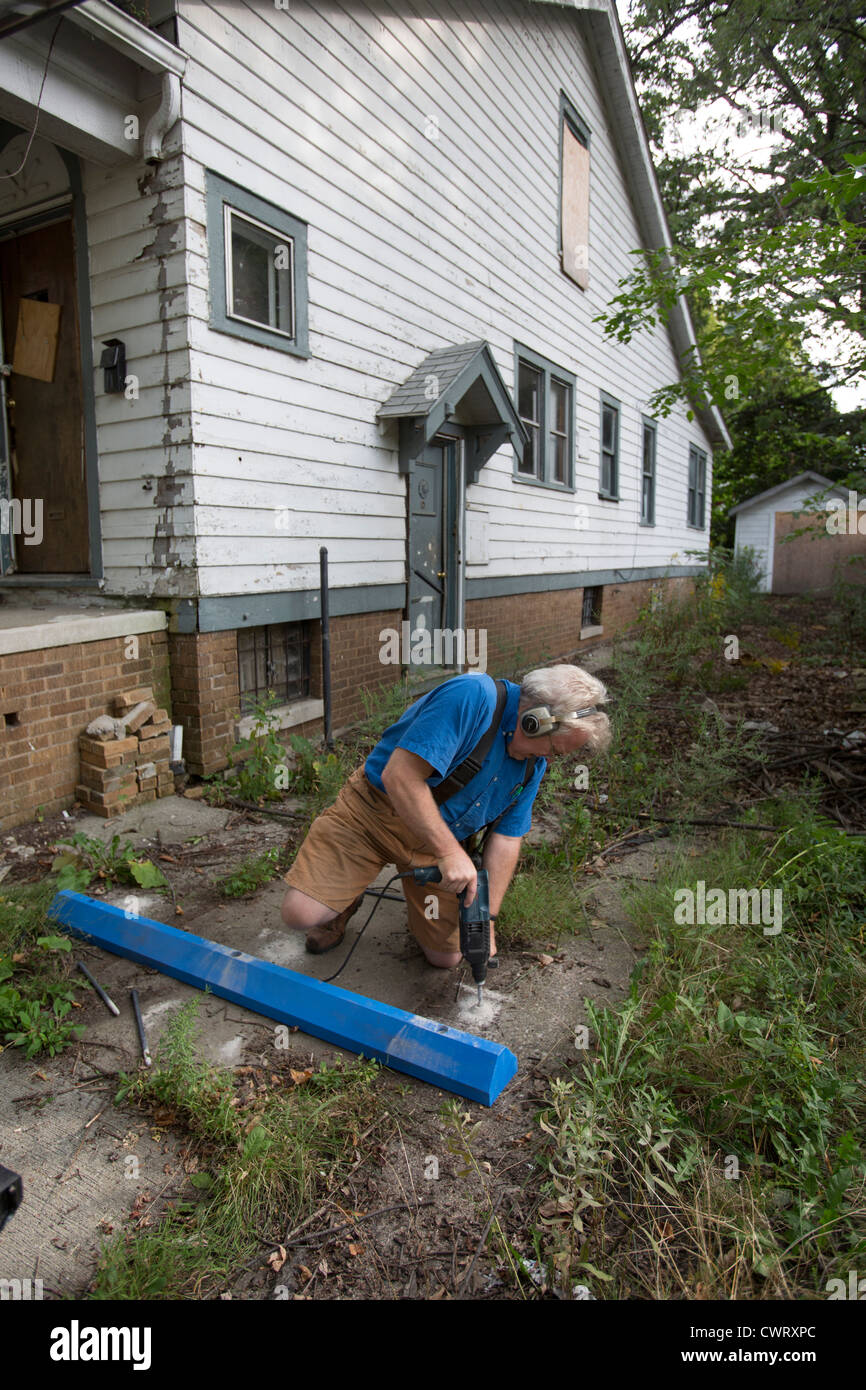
[[283, 767, 461, 954]]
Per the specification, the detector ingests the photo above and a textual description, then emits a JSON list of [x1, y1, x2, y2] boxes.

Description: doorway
[[407, 435, 463, 667], [0, 217, 89, 574]]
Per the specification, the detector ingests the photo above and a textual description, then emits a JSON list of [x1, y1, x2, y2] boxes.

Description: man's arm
[[481, 832, 523, 957], [381, 747, 478, 902]]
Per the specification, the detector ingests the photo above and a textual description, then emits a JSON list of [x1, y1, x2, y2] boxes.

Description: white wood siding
[[173, 0, 715, 598], [84, 152, 195, 595]]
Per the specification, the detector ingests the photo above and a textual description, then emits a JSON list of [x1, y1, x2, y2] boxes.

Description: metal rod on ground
[[76, 962, 119, 1016], [129, 989, 152, 1067], [320, 545, 333, 750]]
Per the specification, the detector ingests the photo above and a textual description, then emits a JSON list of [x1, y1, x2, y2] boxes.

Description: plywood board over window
[[561, 121, 589, 289], [13, 298, 61, 382]]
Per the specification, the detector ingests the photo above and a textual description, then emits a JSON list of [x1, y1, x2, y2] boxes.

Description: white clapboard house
[[0, 0, 728, 826]]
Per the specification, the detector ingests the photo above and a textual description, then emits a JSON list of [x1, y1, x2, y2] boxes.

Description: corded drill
[[412, 864, 491, 1005]]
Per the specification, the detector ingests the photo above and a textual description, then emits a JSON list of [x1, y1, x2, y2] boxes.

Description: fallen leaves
[[267, 1245, 287, 1273]]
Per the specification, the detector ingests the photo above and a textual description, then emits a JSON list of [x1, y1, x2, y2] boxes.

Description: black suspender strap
[[431, 678, 508, 805]]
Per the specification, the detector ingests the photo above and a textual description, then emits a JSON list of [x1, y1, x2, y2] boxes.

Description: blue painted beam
[[47, 891, 517, 1106]]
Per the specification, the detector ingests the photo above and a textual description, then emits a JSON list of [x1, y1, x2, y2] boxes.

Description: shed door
[[0, 219, 88, 573]]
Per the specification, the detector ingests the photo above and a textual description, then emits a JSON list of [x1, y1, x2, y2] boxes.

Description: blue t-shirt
[[365, 673, 546, 839]]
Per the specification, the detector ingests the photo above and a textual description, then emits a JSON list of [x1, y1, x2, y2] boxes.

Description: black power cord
[[322, 871, 410, 983]]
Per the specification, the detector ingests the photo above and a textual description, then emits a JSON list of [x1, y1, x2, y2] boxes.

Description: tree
[[604, 0, 866, 486]]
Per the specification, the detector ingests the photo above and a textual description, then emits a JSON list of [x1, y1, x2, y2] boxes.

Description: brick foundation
[[2, 578, 696, 828], [0, 631, 170, 833]]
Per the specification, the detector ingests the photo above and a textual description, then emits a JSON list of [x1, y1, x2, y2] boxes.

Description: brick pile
[[76, 686, 174, 817]]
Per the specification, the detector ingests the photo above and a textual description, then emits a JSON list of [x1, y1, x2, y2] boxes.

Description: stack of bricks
[[76, 686, 174, 818]]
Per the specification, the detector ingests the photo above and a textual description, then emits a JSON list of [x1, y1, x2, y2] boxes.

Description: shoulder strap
[[431, 679, 508, 805]]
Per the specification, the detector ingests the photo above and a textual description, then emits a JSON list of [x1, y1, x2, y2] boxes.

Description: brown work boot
[[305, 894, 365, 955]]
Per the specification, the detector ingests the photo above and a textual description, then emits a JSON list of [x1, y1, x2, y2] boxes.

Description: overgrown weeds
[[536, 798, 866, 1299], [89, 997, 385, 1299], [0, 879, 84, 1057]]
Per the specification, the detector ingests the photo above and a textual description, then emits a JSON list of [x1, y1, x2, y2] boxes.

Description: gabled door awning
[[377, 339, 528, 483]]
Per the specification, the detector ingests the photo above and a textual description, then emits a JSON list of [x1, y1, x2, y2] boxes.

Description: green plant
[[223, 692, 290, 802], [215, 845, 293, 898], [536, 800, 866, 1299], [51, 833, 166, 893], [0, 891, 84, 1058]]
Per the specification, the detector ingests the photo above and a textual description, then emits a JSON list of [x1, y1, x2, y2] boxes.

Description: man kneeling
[[280, 665, 611, 967]]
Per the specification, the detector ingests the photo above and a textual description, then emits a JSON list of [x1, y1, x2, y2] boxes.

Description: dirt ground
[[1, 782, 687, 1298]]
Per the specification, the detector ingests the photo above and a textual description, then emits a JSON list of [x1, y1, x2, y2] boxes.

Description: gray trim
[[512, 341, 576, 492], [184, 585, 406, 634], [0, 124, 101, 580], [205, 171, 309, 357], [466, 564, 705, 600], [63, 147, 102, 580], [167, 569, 704, 633]]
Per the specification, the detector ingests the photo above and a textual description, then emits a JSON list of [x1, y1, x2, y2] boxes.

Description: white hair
[[519, 664, 611, 755]]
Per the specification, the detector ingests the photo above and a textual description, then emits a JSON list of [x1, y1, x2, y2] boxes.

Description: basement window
[[206, 172, 309, 357], [581, 586, 602, 629], [237, 622, 311, 717]]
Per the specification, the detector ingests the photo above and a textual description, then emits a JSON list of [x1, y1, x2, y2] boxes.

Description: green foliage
[[608, 1, 866, 541], [94, 998, 383, 1299], [537, 801, 866, 1297], [0, 881, 84, 1058], [215, 845, 293, 898], [222, 692, 290, 803], [51, 832, 167, 893]]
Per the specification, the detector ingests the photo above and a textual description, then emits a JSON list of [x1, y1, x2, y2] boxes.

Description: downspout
[[143, 71, 181, 164]]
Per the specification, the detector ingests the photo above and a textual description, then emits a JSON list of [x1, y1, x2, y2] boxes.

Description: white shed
[[729, 472, 849, 592]]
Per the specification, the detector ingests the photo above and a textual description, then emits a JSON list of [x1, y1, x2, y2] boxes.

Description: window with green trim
[[514, 345, 575, 489], [641, 418, 657, 524], [599, 394, 620, 500], [688, 445, 707, 527], [206, 171, 309, 357]]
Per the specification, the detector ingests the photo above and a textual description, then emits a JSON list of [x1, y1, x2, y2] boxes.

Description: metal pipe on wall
[[319, 545, 332, 749]]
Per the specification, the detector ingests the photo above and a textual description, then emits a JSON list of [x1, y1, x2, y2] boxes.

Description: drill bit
[[477, 982, 483, 1007]]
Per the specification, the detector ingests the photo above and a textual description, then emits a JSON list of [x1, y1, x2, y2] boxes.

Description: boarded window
[[561, 115, 589, 290]]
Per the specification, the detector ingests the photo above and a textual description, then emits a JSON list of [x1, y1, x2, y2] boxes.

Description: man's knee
[[281, 886, 338, 932], [421, 945, 462, 968]]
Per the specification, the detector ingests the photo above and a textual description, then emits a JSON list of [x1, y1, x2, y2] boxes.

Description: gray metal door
[[408, 439, 459, 645]]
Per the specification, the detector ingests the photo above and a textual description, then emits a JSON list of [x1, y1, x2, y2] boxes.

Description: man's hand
[[436, 847, 478, 905]]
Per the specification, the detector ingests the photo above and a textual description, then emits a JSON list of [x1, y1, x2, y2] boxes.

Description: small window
[[641, 419, 657, 525], [688, 445, 707, 528], [206, 171, 309, 356], [237, 622, 310, 716], [599, 394, 620, 500], [514, 345, 575, 490], [559, 93, 591, 289], [582, 586, 602, 627]]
